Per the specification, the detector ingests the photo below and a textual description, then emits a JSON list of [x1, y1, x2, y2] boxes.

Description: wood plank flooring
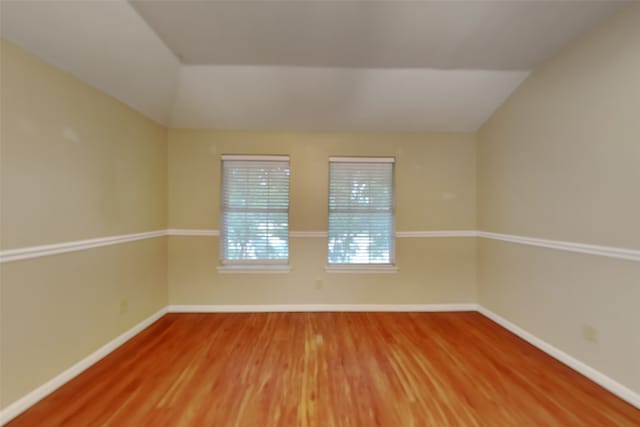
[[7, 312, 640, 426]]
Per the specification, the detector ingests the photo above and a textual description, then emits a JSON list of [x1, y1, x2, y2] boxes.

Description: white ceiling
[[0, 1, 180, 124], [0, 1, 628, 131], [131, 0, 624, 70], [172, 66, 527, 131]]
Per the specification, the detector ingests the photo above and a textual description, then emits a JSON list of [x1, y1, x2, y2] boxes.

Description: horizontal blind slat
[[328, 160, 394, 265], [221, 158, 290, 262]]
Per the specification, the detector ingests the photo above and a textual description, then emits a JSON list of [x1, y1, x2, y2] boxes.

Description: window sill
[[325, 265, 398, 274], [217, 265, 291, 274]]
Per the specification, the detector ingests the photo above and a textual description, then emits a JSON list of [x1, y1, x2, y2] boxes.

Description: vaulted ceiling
[[0, 0, 628, 131]]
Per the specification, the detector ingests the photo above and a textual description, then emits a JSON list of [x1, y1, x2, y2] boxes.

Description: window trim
[[328, 156, 395, 163], [219, 154, 290, 268], [327, 156, 396, 267], [222, 154, 290, 162], [217, 264, 291, 274], [325, 264, 398, 274]]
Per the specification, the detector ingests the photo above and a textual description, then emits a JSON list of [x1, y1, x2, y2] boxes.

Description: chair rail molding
[[2, 230, 637, 263]]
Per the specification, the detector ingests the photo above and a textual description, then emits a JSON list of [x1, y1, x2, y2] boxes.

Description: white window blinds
[[221, 155, 290, 264], [328, 157, 395, 265]]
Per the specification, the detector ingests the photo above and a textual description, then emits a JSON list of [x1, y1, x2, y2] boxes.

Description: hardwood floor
[[7, 312, 640, 426]]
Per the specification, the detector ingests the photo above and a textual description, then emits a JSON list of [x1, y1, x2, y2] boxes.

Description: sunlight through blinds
[[328, 158, 395, 265], [221, 156, 290, 263]]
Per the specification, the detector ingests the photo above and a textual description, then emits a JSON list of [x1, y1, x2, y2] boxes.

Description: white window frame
[[326, 156, 397, 273], [219, 155, 290, 273]]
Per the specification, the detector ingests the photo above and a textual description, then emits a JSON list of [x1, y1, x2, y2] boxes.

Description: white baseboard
[[167, 303, 478, 313], [476, 305, 640, 409], [0, 307, 167, 426]]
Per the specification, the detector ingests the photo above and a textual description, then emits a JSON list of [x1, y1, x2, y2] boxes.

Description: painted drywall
[[170, 236, 476, 305], [477, 4, 640, 395], [0, 39, 168, 408], [0, 39, 168, 249], [168, 129, 477, 305], [0, 239, 167, 407]]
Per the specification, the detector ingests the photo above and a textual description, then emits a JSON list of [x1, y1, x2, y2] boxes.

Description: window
[[328, 157, 395, 266], [221, 155, 289, 266]]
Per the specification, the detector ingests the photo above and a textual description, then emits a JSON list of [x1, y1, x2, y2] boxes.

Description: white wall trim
[[221, 154, 289, 161], [478, 231, 640, 262], [0, 230, 166, 263], [169, 229, 478, 238], [325, 265, 399, 274], [477, 305, 640, 409], [166, 228, 219, 237], [2, 229, 638, 263], [290, 231, 327, 238], [0, 307, 167, 425], [396, 230, 478, 238], [216, 265, 291, 274], [167, 304, 477, 313], [329, 156, 395, 163]]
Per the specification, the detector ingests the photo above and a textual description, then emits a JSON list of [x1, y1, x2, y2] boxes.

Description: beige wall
[[168, 129, 477, 305], [0, 39, 168, 407], [0, 41, 167, 249], [478, 5, 640, 250], [0, 240, 167, 406], [169, 130, 477, 231], [477, 5, 640, 394]]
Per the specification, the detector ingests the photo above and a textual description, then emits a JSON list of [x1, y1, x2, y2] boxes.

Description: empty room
[[0, 0, 639, 425]]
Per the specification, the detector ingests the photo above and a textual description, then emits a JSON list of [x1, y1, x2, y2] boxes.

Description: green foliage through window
[[328, 160, 394, 264], [221, 158, 289, 262]]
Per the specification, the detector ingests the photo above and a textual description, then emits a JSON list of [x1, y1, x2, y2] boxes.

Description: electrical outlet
[[120, 299, 128, 315], [314, 279, 323, 289], [581, 323, 598, 343]]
